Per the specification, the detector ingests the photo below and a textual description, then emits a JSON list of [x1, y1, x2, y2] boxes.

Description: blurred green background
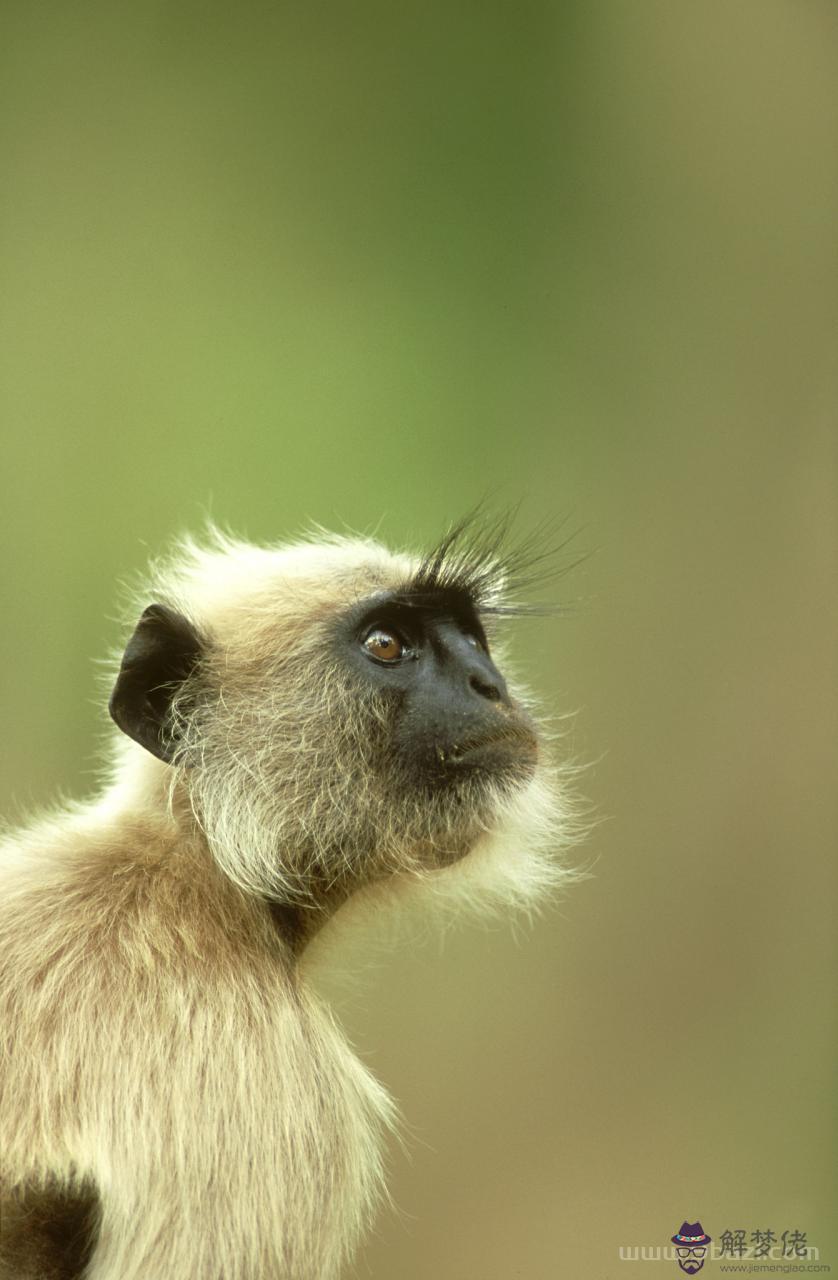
[[2, 2, 836, 1276]]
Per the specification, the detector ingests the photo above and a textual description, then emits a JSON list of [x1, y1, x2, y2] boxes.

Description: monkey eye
[[463, 629, 488, 653], [361, 625, 408, 664]]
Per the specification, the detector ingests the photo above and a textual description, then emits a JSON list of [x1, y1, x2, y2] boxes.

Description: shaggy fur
[[0, 524, 576, 1280]]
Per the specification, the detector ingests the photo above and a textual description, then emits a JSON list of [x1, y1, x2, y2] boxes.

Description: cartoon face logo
[[671, 1221, 711, 1273]]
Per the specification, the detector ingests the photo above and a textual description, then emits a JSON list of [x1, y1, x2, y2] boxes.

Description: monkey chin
[[432, 763, 568, 915], [311, 764, 569, 967], [431, 725, 539, 815], [385, 735, 567, 918]]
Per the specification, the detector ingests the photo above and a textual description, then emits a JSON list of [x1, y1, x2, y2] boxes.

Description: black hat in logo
[[671, 1222, 712, 1248]]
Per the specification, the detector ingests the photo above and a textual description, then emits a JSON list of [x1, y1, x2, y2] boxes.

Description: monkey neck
[[266, 900, 325, 953], [265, 875, 359, 955], [103, 754, 327, 961]]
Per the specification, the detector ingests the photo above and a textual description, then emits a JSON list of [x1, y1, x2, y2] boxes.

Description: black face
[[338, 586, 539, 790]]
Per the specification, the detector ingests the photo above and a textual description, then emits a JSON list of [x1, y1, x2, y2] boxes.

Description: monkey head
[[108, 519, 571, 928]]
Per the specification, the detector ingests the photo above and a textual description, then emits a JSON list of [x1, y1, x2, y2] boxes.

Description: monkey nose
[[463, 652, 511, 706], [468, 672, 503, 702]]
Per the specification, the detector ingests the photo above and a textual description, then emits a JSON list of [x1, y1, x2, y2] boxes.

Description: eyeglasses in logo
[[671, 1221, 712, 1273]]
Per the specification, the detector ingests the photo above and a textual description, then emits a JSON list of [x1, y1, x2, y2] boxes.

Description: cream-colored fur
[[0, 528, 575, 1280]]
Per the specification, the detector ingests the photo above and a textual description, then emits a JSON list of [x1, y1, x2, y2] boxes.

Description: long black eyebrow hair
[[396, 505, 586, 618]]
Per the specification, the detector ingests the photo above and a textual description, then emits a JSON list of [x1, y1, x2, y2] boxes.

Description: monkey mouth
[[435, 725, 539, 767]]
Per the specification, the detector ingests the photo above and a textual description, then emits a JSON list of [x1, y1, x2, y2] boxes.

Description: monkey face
[[110, 520, 561, 905], [339, 586, 539, 797], [258, 576, 545, 887]]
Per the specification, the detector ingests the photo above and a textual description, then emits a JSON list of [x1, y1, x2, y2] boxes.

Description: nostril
[[469, 674, 501, 702]]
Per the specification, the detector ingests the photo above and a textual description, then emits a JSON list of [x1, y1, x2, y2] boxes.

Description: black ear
[[109, 603, 203, 764]]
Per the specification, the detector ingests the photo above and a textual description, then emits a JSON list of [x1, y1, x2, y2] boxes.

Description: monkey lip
[[437, 725, 539, 765]]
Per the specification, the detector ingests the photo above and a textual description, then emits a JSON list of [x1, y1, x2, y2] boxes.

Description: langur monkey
[[0, 518, 575, 1280]]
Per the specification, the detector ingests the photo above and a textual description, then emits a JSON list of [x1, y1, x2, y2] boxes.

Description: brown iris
[[362, 626, 405, 662]]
